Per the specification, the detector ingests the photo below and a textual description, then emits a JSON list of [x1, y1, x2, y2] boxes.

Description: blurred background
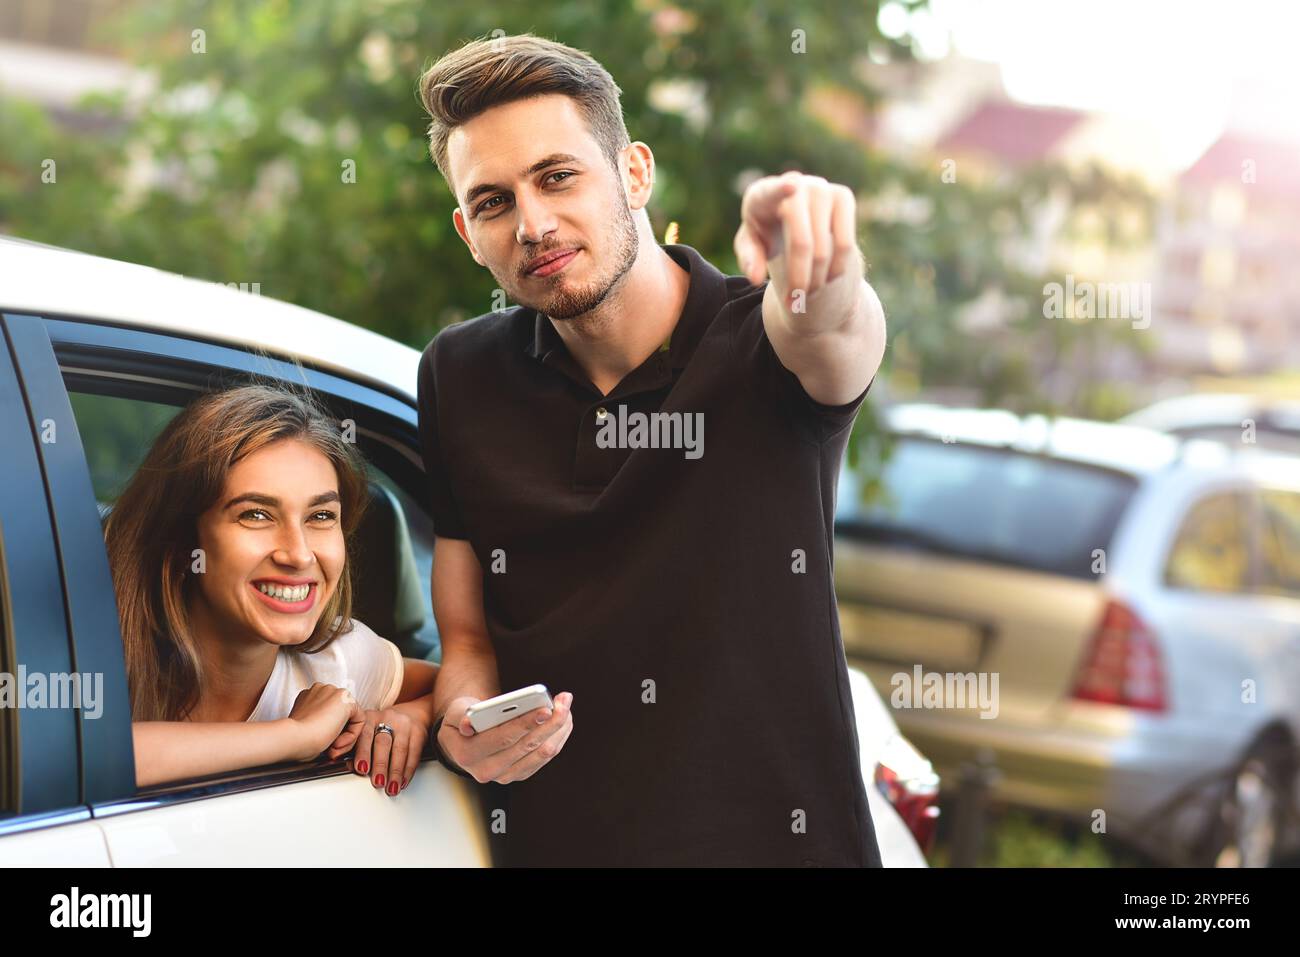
[[2, 0, 1299, 867]]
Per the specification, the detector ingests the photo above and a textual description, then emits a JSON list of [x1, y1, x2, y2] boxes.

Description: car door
[[1155, 484, 1293, 731], [1249, 486, 1300, 742], [0, 314, 112, 865], [9, 312, 487, 866]]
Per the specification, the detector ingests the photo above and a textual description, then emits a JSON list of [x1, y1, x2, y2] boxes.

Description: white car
[[1121, 393, 1300, 457], [835, 403, 1300, 866], [0, 236, 932, 866]]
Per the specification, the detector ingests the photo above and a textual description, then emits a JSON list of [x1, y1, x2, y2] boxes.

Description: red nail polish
[[375, 773, 385, 788], [388, 781, 399, 796], [358, 760, 368, 775]]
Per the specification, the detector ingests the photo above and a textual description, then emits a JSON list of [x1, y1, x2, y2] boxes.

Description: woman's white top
[[244, 619, 404, 721]]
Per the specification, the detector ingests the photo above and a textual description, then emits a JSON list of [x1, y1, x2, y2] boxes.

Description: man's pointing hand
[[734, 170, 864, 313]]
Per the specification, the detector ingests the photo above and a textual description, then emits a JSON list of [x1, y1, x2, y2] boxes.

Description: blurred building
[[1155, 134, 1300, 379], [852, 50, 1300, 401]]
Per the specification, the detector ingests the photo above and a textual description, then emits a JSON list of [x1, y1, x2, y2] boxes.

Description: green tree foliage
[[0, 0, 1155, 489]]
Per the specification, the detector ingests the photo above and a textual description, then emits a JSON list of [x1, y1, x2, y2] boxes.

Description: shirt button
[[596, 407, 608, 420]]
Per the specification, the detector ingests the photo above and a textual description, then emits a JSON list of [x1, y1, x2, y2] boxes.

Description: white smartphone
[[465, 684, 554, 733]]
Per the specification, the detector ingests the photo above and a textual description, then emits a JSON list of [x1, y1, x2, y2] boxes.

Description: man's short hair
[[418, 33, 631, 199]]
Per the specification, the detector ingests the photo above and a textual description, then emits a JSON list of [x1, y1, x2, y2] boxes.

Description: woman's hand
[[328, 706, 429, 796], [286, 682, 363, 761]]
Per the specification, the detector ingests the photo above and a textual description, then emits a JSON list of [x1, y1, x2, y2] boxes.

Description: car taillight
[[1070, 598, 1167, 711], [875, 749, 942, 855]]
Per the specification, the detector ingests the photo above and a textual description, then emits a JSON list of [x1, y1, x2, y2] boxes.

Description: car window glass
[[1259, 490, 1300, 599], [67, 392, 181, 505], [837, 438, 1136, 579], [1164, 492, 1252, 593]]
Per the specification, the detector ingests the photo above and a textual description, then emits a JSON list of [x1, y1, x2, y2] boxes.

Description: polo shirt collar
[[524, 243, 729, 372]]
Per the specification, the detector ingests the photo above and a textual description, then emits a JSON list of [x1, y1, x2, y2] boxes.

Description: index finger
[[741, 174, 800, 228]]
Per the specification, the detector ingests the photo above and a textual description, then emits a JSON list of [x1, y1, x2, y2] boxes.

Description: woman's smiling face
[[191, 438, 346, 648]]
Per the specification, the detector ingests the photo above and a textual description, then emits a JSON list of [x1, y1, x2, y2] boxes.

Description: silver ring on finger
[[375, 723, 395, 738]]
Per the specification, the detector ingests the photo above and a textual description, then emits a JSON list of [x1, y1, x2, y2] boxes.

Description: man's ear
[[452, 207, 485, 266], [622, 142, 655, 213]]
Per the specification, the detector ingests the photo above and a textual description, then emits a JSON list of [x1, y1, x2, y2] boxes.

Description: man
[[417, 33, 887, 866]]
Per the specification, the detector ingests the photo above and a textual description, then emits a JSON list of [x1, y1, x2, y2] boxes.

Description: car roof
[[883, 402, 1227, 477], [0, 235, 422, 401], [1120, 392, 1300, 432]]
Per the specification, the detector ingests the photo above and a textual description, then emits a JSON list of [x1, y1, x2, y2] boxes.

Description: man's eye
[[547, 171, 575, 185], [479, 195, 505, 214]]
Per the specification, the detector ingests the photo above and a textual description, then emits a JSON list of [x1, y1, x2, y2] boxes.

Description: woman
[[105, 381, 438, 793]]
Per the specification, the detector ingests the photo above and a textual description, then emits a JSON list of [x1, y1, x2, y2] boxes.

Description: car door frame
[[0, 313, 92, 838]]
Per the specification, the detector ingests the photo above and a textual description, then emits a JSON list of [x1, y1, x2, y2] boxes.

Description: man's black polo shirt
[[416, 243, 881, 867]]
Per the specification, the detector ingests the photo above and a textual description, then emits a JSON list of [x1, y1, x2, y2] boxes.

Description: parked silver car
[[834, 403, 1300, 866]]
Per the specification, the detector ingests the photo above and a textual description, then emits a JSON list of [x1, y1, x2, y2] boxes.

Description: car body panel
[[0, 818, 112, 867], [95, 768, 488, 867], [0, 236, 420, 401], [837, 542, 1111, 722], [850, 668, 931, 867]]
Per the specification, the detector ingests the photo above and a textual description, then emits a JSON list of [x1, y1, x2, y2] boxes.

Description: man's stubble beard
[[508, 192, 640, 322]]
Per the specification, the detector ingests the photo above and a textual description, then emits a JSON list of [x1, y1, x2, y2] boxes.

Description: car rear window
[[836, 436, 1138, 579]]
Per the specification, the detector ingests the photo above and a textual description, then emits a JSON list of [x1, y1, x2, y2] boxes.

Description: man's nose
[[515, 190, 557, 246]]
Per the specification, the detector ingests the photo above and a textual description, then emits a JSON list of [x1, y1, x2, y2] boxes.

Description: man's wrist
[[432, 713, 476, 780]]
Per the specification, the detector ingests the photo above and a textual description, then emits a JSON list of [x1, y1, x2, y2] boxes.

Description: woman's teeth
[[257, 583, 311, 602]]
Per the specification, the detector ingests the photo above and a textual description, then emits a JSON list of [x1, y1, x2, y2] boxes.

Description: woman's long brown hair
[[105, 382, 369, 721]]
